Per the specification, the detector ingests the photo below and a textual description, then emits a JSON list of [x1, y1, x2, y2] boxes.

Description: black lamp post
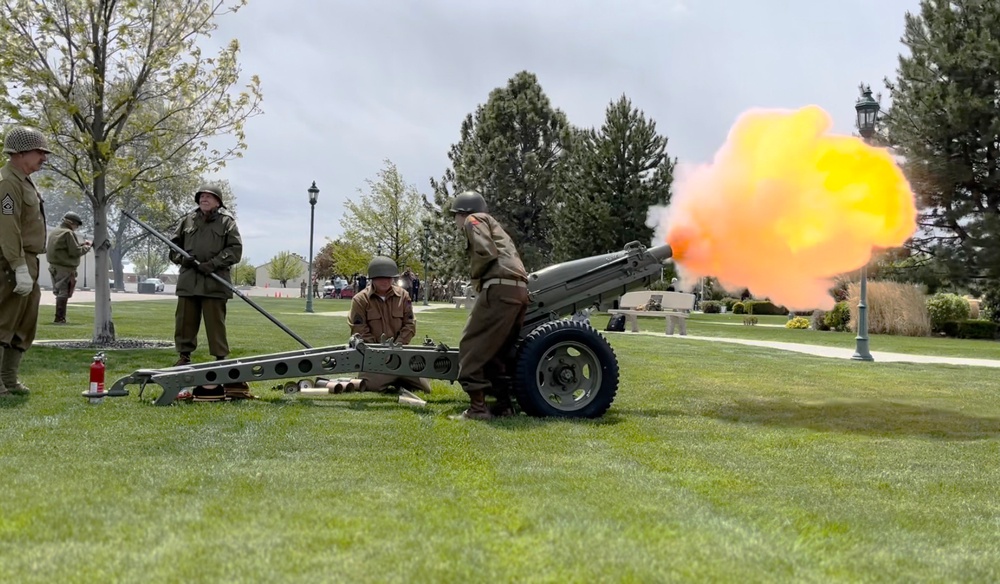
[[852, 84, 879, 362], [305, 181, 319, 313], [422, 225, 431, 306]]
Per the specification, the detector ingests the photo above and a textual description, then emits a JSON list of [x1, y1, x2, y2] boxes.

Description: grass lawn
[[2, 298, 999, 582]]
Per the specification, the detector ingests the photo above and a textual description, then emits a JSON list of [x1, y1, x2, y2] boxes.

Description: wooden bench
[[608, 290, 696, 335]]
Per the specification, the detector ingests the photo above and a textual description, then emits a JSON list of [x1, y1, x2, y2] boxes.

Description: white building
[[255, 254, 310, 290]]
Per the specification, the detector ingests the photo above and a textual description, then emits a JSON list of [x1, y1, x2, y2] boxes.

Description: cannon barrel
[[522, 241, 673, 334]]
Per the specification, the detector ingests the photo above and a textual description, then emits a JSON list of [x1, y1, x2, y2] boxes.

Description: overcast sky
[[204, 0, 921, 268]]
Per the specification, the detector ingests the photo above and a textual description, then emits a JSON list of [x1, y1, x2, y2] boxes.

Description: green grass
[[2, 299, 1000, 582]]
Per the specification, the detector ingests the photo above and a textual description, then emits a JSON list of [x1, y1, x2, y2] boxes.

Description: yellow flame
[[661, 105, 916, 310]]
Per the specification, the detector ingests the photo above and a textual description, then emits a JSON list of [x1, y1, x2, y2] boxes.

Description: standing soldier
[[46, 211, 92, 324], [169, 184, 243, 379], [0, 127, 51, 396], [449, 191, 529, 419], [347, 256, 431, 394]]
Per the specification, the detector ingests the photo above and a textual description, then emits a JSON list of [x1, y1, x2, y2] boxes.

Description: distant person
[[45, 211, 92, 323], [299, 279, 306, 298], [666, 278, 678, 292]]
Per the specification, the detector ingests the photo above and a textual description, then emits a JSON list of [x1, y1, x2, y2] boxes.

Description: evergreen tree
[[431, 71, 574, 270], [552, 95, 675, 261], [883, 0, 1000, 285]]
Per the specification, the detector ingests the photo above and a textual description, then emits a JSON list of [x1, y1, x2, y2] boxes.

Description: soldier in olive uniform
[[348, 256, 431, 393], [46, 211, 92, 324], [449, 190, 529, 420], [0, 127, 51, 396], [169, 184, 243, 369]]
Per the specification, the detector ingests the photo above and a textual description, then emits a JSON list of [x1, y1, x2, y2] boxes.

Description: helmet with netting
[[3, 126, 52, 155], [449, 190, 488, 214], [367, 256, 399, 279]]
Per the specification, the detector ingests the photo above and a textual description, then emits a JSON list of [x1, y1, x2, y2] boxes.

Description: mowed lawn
[[2, 298, 999, 582]]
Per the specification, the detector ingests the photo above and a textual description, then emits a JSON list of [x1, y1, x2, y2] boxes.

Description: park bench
[[608, 290, 696, 335]]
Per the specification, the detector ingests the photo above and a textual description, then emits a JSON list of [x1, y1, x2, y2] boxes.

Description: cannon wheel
[[513, 320, 619, 418]]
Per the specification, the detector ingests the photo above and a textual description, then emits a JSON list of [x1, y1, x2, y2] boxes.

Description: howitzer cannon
[[106, 239, 672, 417]]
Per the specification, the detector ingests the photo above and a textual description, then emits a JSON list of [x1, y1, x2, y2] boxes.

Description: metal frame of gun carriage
[[100, 215, 673, 418]]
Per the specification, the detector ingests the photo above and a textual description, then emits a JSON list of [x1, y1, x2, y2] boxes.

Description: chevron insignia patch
[[1, 194, 13, 216]]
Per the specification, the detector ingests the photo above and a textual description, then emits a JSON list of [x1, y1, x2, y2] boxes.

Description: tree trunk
[[111, 245, 125, 289], [92, 194, 116, 344]]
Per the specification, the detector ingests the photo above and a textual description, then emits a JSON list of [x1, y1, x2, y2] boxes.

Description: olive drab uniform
[[348, 284, 431, 393], [46, 221, 89, 298], [0, 162, 46, 352], [457, 212, 529, 399], [169, 207, 243, 360]]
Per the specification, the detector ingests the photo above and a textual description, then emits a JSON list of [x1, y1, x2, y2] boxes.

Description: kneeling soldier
[[347, 256, 431, 394]]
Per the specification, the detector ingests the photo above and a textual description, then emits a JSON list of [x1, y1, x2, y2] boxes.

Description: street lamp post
[[305, 181, 320, 314], [852, 84, 879, 362], [422, 225, 431, 306]]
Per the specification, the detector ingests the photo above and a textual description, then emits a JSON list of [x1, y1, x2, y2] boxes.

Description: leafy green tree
[[267, 252, 304, 288], [316, 238, 369, 281], [231, 258, 256, 286], [129, 242, 171, 280], [342, 159, 426, 270], [431, 71, 574, 270], [0, 0, 262, 344], [882, 0, 1000, 288], [552, 95, 675, 261]]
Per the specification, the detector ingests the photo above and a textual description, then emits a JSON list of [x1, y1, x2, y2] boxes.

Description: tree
[[431, 71, 574, 271], [231, 258, 255, 286], [130, 240, 171, 280], [341, 159, 426, 271], [551, 96, 675, 261], [315, 238, 369, 280], [883, 0, 1000, 286], [267, 251, 303, 288], [0, 0, 263, 343]]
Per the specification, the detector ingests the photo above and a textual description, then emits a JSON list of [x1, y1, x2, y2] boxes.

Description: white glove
[[13, 264, 32, 296]]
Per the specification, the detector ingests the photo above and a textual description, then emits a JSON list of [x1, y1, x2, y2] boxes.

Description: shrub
[[847, 281, 931, 337], [732, 302, 745, 314], [823, 301, 851, 332], [701, 301, 722, 314], [956, 320, 997, 339], [743, 316, 758, 326], [812, 310, 831, 331], [785, 316, 810, 329], [981, 284, 1000, 323], [926, 293, 970, 332], [742, 300, 787, 315], [722, 297, 741, 312]]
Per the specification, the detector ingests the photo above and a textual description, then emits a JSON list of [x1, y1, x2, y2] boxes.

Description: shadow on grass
[[705, 398, 1000, 440], [0, 394, 29, 408]]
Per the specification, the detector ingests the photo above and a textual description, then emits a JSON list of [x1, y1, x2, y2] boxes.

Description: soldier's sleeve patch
[[1, 194, 13, 215], [468, 216, 479, 225]]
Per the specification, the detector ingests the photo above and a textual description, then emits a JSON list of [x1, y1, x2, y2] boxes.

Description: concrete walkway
[[605, 330, 1000, 368]]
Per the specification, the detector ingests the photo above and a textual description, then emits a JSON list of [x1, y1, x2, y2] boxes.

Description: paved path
[[606, 331, 1000, 368]]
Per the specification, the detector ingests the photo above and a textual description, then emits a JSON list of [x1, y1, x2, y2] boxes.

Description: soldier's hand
[[197, 262, 214, 275], [13, 264, 32, 296], [181, 257, 198, 269]]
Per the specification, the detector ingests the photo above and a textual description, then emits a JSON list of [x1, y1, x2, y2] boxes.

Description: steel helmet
[[3, 126, 52, 155], [194, 183, 226, 208], [449, 190, 488, 214], [62, 211, 84, 226], [367, 256, 399, 279]]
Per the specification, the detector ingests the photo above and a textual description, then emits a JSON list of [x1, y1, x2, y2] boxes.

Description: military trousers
[[174, 296, 230, 358], [49, 265, 78, 299], [0, 254, 41, 351], [457, 283, 529, 395]]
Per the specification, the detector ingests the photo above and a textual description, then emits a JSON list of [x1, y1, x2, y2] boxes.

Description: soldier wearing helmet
[[0, 126, 52, 396], [449, 190, 529, 420], [168, 183, 244, 394], [346, 255, 431, 394], [45, 211, 93, 324]]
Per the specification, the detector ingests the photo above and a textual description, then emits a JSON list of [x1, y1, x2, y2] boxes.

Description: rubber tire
[[513, 320, 620, 418]]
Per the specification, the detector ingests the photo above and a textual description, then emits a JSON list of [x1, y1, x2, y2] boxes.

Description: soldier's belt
[[481, 278, 527, 290]]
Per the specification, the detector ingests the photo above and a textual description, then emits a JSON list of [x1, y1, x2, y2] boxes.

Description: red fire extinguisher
[[90, 352, 106, 398]]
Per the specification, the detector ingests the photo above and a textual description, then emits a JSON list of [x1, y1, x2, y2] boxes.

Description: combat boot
[[450, 390, 493, 421], [173, 353, 191, 367], [1, 348, 30, 395], [53, 297, 68, 324]]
